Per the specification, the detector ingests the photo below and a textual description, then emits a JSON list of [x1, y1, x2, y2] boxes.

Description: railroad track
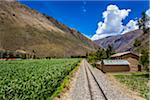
[[66, 59, 132, 100], [83, 60, 108, 100]]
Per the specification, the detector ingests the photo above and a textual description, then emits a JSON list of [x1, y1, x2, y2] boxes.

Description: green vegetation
[[133, 11, 149, 71], [106, 44, 113, 58], [87, 45, 114, 63], [0, 50, 34, 59], [51, 63, 80, 99], [138, 11, 150, 34], [134, 12, 150, 68], [140, 49, 149, 71], [133, 39, 141, 47], [87, 48, 106, 63], [0, 59, 80, 99], [114, 72, 149, 99]]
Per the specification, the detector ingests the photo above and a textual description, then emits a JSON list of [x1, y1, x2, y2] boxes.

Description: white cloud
[[121, 20, 138, 34], [91, 6, 150, 40], [146, 9, 150, 28], [91, 5, 131, 40], [122, 9, 150, 34], [146, 9, 150, 17]]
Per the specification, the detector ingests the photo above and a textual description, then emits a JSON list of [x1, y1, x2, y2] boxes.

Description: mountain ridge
[[94, 29, 149, 53], [0, 1, 99, 57]]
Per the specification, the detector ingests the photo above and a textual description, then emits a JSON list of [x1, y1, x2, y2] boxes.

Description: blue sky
[[19, 0, 149, 39]]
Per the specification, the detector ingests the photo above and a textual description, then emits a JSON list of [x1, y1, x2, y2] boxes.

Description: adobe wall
[[102, 65, 130, 72]]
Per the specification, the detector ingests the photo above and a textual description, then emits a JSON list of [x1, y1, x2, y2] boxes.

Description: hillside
[[0, 1, 99, 57], [94, 29, 149, 52]]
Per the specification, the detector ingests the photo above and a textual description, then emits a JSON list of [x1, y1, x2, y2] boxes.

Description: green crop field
[[0, 59, 80, 100]]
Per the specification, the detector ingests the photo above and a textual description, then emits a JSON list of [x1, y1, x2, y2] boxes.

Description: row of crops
[[0, 59, 80, 99]]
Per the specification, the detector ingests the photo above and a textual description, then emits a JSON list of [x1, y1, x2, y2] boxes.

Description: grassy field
[[114, 72, 149, 99], [0, 59, 80, 100]]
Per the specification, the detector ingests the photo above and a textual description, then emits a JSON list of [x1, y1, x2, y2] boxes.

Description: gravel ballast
[[63, 59, 142, 100]]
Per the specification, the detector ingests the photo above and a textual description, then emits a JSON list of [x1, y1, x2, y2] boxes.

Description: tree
[[96, 48, 108, 60], [140, 49, 149, 71], [32, 50, 36, 59], [87, 47, 113, 63], [87, 52, 97, 63], [133, 39, 141, 47], [0, 51, 4, 59], [106, 44, 113, 58], [138, 12, 150, 34], [85, 52, 89, 58], [16, 53, 21, 58], [9, 51, 14, 58]]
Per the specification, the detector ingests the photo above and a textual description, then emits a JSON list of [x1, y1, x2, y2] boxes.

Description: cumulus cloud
[[122, 9, 150, 34], [121, 20, 138, 34], [146, 9, 150, 17], [91, 5, 131, 40], [145, 9, 150, 28], [91, 5, 150, 40]]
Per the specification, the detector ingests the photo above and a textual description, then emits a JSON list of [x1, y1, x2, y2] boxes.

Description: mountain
[[94, 29, 149, 53], [0, 1, 99, 57]]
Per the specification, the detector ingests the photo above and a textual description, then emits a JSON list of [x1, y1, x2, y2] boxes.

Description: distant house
[[111, 51, 139, 71], [96, 60, 130, 72]]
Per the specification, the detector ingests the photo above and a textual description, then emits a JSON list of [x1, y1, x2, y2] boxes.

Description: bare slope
[[94, 29, 149, 52], [0, 1, 99, 57]]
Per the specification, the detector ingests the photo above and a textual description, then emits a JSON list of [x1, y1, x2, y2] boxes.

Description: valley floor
[[113, 72, 149, 99], [58, 59, 145, 100], [0, 59, 80, 99], [0, 59, 146, 100]]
